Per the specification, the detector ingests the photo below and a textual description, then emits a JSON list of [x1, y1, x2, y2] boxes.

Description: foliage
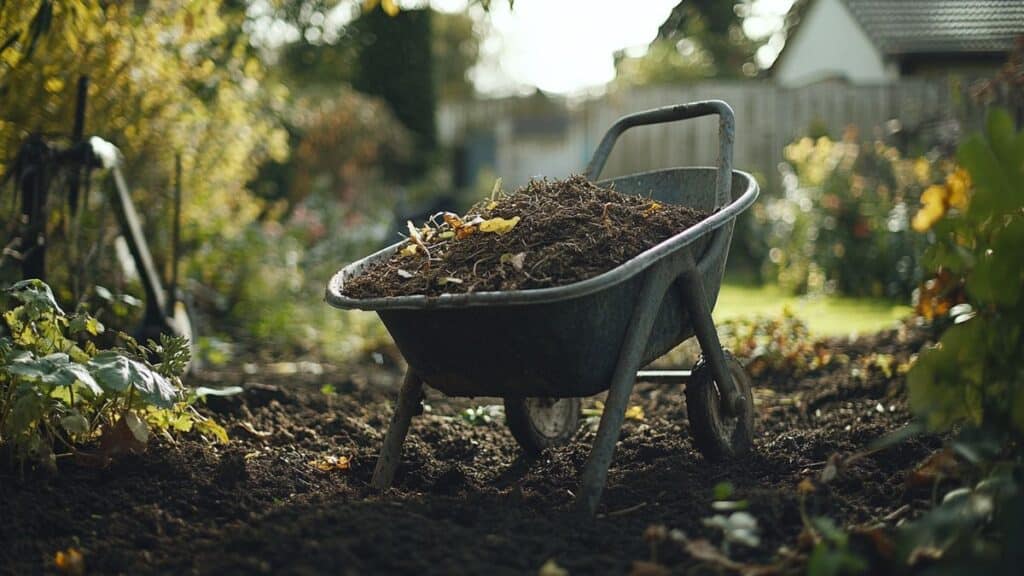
[[432, 10, 481, 102], [804, 517, 868, 576], [614, 0, 763, 87], [715, 308, 828, 377], [907, 108, 1024, 439], [0, 2, 289, 247], [613, 39, 714, 87], [0, 279, 222, 471], [354, 5, 436, 177], [253, 89, 413, 213], [752, 132, 942, 299], [186, 190, 393, 362], [893, 108, 1024, 572]]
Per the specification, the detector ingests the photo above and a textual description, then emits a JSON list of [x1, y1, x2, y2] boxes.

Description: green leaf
[[959, 136, 1018, 220], [88, 352, 178, 408], [4, 279, 64, 315], [5, 388, 45, 436], [713, 481, 735, 500], [68, 314, 104, 337], [60, 411, 90, 435], [6, 352, 102, 395], [195, 418, 229, 444]]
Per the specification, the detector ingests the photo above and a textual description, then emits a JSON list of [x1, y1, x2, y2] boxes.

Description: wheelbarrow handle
[[586, 100, 735, 210]]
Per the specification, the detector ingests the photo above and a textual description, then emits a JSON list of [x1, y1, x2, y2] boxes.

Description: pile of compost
[[342, 175, 709, 298]]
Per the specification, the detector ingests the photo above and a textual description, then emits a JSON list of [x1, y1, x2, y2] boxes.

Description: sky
[[432, 0, 796, 96], [249, 0, 797, 96]]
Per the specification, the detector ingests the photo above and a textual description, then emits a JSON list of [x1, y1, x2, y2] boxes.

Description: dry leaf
[[625, 405, 645, 421], [642, 201, 663, 218], [500, 252, 527, 270], [100, 415, 149, 458], [907, 449, 959, 487], [486, 200, 498, 210], [310, 455, 351, 472], [479, 216, 520, 234], [397, 269, 415, 279], [629, 560, 670, 576], [797, 477, 816, 494], [443, 212, 465, 230], [400, 244, 419, 257], [55, 548, 85, 576], [438, 230, 455, 240], [438, 277, 463, 285], [538, 558, 568, 576]]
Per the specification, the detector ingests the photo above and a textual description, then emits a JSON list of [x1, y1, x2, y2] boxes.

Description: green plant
[[716, 308, 837, 377], [0, 279, 224, 472], [907, 108, 1024, 439], [897, 108, 1024, 571], [755, 133, 941, 299]]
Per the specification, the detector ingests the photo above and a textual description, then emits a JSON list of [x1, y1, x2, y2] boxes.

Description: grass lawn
[[713, 283, 913, 337]]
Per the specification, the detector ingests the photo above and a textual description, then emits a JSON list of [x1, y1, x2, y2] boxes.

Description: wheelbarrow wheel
[[504, 397, 581, 455], [686, 351, 754, 462]]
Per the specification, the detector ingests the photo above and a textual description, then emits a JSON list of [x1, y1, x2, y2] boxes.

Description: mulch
[[342, 175, 708, 298], [0, 323, 953, 575]]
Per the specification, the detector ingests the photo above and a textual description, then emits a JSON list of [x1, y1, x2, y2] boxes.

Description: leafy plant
[[0, 279, 224, 471], [753, 133, 942, 299], [907, 108, 1024, 439], [897, 107, 1024, 571], [716, 309, 837, 377], [459, 405, 503, 426]]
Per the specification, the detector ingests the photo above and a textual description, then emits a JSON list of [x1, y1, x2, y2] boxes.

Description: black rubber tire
[[504, 397, 581, 455], [685, 351, 755, 462]]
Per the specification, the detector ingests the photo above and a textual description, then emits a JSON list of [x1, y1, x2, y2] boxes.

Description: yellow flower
[[945, 168, 971, 210], [912, 185, 949, 232], [363, 0, 400, 16]]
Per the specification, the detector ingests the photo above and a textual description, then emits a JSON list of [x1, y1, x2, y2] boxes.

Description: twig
[[605, 501, 648, 517]]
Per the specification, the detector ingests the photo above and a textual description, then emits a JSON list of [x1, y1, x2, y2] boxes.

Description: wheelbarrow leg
[[575, 259, 682, 516], [371, 369, 424, 491], [680, 270, 745, 416]]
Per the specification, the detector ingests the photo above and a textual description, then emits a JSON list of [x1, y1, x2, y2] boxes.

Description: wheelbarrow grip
[[585, 100, 735, 210]]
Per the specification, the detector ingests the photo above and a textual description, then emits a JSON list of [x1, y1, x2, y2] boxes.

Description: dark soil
[[342, 175, 708, 298], [0, 323, 947, 575]]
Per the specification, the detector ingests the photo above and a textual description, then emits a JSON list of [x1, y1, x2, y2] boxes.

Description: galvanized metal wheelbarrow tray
[[326, 100, 759, 515]]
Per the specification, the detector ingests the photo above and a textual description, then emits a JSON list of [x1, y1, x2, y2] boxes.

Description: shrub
[[0, 280, 223, 472], [754, 132, 944, 299], [897, 108, 1024, 571]]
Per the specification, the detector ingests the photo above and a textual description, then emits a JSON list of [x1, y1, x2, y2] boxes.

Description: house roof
[[841, 0, 1024, 55]]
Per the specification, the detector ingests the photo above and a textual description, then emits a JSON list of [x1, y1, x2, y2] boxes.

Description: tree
[[614, 0, 763, 86], [353, 5, 436, 177], [432, 10, 480, 102], [0, 1, 288, 251]]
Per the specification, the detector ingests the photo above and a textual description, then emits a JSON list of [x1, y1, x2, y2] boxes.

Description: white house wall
[[774, 0, 892, 87]]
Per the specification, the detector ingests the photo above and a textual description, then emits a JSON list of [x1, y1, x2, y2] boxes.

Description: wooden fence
[[439, 78, 978, 192]]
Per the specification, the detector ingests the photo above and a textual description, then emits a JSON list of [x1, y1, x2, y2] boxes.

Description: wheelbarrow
[[326, 100, 760, 516]]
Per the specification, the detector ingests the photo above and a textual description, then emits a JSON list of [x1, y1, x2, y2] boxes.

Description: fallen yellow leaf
[[642, 201, 662, 218], [479, 216, 520, 234], [400, 244, 419, 257], [55, 548, 85, 576], [625, 405, 645, 421], [310, 455, 351, 472], [538, 558, 568, 576]]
